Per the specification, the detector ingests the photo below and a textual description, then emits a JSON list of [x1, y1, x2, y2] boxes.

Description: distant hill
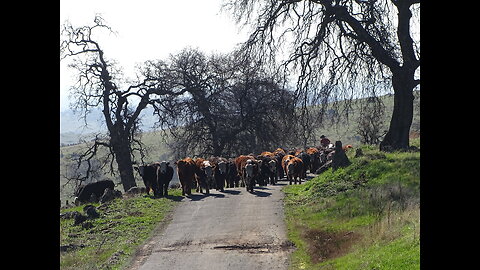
[[59, 91, 420, 146], [59, 107, 159, 145]]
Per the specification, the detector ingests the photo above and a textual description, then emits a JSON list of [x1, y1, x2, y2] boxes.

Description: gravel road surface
[[129, 181, 295, 270]]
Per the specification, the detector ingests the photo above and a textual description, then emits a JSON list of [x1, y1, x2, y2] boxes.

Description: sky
[[60, 0, 249, 112]]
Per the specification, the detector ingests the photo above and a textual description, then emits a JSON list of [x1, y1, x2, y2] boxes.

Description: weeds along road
[[129, 180, 296, 270]]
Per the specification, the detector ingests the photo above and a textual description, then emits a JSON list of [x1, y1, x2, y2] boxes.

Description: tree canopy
[[224, 0, 420, 151]]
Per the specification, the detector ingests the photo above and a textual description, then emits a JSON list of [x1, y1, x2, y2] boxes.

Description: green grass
[[60, 189, 183, 270], [283, 143, 420, 269]]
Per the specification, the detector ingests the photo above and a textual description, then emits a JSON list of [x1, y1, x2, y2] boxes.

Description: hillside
[[60, 91, 420, 146], [283, 141, 420, 269]]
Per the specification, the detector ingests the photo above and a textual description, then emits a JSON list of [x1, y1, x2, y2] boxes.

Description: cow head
[[202, 161, 214, 179], [218, 161, 227, 175], [245, 159, 256, 179], [287, 162, 295, 175], [268, 159, 277, 173], [159, 161, 169, 174]]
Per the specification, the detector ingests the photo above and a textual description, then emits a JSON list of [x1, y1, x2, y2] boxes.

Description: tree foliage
[[224, 0, 420, 150], [152, 48, 296, 159]]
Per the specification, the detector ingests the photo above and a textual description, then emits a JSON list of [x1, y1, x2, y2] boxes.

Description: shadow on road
[[185, 192, 226, 201], [252, 190, 272, 197], [223, 189, 241, 195]]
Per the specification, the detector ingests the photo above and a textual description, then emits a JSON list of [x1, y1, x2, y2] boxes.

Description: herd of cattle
[[134, 143, 352, 198]]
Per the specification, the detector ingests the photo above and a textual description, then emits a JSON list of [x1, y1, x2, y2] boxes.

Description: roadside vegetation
[[60, 189, 183, 270], [283, 138, 420, 269]]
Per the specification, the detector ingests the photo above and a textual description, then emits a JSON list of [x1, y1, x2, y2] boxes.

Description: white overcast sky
[[60, 0, 248, 111]]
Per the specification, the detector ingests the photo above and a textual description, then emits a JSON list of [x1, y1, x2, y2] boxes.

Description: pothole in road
[[213, 240, 295, 254]]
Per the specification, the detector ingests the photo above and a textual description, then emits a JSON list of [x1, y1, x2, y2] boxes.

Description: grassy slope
[[283, 139, 420, 269], [60, 189, 183, 270]]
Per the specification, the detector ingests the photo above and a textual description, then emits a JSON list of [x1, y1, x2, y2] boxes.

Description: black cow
[[209, 157, 228, 192], [75, 180, 115, 204], [157, 161, 174, 197], [225, 159, 239, 188], [134, 163, 161, 197], [256, 155, 277, 185]]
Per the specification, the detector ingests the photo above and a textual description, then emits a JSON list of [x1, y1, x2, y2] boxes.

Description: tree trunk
[[380, 70, 415, 151], [110, 124, 137, 192], [114, 146, 137, 192]]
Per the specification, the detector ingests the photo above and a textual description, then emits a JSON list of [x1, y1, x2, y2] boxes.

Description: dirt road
[[129, 181, 295, 270]]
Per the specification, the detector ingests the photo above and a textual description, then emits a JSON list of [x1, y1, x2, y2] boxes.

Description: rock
[[83, 205, 100, 219], [82, 221, 94, 229], [60, 211, 82, 219], [354, 148, 364, 158], [126, 186, 146, 195], [60, 243, 85, 252], [100, 188, 118, 203], [73, 213, 87, 225]]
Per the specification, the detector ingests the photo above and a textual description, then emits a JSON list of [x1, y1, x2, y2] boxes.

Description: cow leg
[[219, 178, 224, 192], [185, 183, 189, 196], [205, 180, 210, 195], [158, 183, 163, 197]]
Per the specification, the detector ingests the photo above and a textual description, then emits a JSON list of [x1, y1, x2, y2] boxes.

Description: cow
[[134, 164, 161, 197], [209, 156, 228, 192], [235, 155, 253, 187], [257, 153, 278, 185], [235, 155, 258, 191], [175, 158, 196, 196], [194, 158, 215, 195], [295, 150, 311, 178], [282, 155, 304, 185], [75, 179, 115, 204], [225, 159, 240, 188], [273, 148, 286, 180], [244, 159, 259, 192], [342, 144, 353, 152], [306, 147, 321, 174], [157, 161, 174, 197]]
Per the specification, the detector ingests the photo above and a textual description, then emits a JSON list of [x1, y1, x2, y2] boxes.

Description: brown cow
[[306, 147, 321, 173], [260, 151, 275, 158], [273, 148, 286, 156], [194, 158, 215, 195], [342, 144, 353, 151], [282, 155, 304, 185], [235, 155, 257, 191], [175, 158, 196, 196], [273, 148, 286, 179]]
